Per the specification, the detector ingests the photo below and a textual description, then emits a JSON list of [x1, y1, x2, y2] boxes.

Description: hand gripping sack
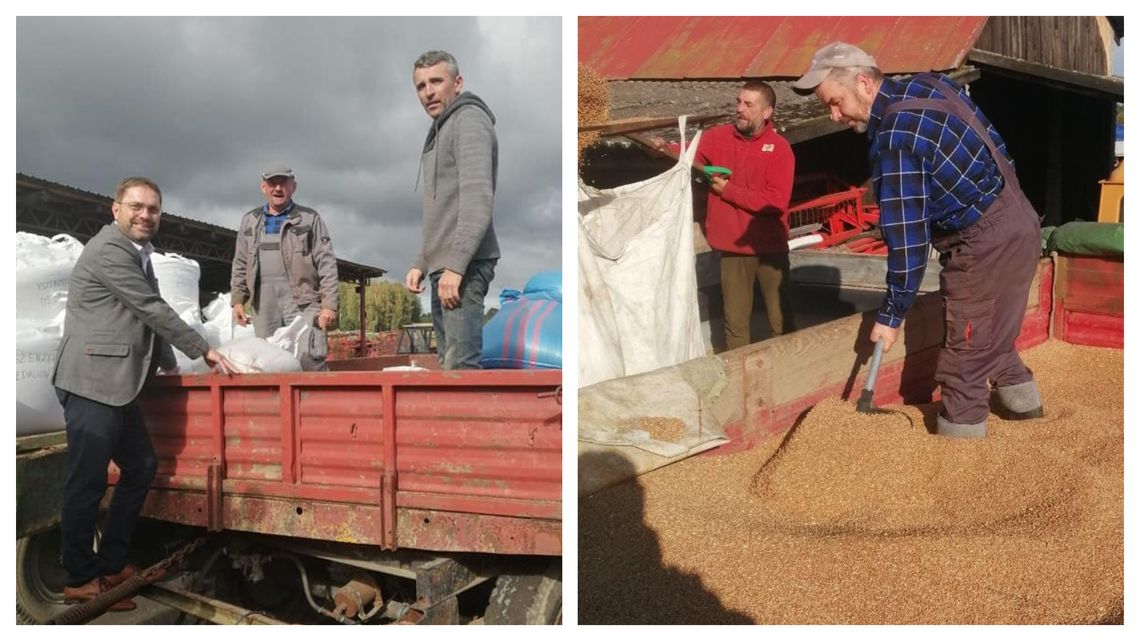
[[578, 116, 705, 386]]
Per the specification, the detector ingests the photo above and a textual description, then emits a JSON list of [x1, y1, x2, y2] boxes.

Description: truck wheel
[[16, 530, 69, 624], [484, 560, 561, 625]]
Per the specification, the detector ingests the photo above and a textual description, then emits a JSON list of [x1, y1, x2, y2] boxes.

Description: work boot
[[936, 414, 987, 438], [995, 380, 1044, 420], [62, 577, 137, 612]]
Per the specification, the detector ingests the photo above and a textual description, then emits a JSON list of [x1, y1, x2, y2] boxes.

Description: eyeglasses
[[116, 201, 162, 216]]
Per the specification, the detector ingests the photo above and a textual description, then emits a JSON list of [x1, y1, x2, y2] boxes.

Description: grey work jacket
[[230, 204, 339, 313]]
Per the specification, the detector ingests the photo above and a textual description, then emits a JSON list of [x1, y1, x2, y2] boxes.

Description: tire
[[484, 560, 561, 625], [16, 530, 69, 624]]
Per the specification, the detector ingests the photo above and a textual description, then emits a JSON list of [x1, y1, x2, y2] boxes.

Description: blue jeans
[[430, 259, 496, 370]]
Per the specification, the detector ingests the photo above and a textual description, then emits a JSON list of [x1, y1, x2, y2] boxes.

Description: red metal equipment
[[788, 187, 879, 248]]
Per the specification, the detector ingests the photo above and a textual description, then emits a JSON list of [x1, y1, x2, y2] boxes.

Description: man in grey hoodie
[[406, 50, 501, 370]]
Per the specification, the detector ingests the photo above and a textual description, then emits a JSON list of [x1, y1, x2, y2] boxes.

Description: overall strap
[[881, 74, 1018, 188]]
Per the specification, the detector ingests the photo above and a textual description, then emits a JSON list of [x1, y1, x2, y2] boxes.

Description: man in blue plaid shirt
[[795, 42, 1044, 438]]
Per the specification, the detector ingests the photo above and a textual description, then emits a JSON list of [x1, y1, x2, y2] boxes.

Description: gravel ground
[[579, 340, 1123, 624]]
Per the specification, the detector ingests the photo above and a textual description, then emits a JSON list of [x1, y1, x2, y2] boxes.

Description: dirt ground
[[578, 340, 1123, 624]]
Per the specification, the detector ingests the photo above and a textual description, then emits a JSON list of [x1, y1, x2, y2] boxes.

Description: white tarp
[[577, 355, 730, 496], [578, 116, 706, 387]]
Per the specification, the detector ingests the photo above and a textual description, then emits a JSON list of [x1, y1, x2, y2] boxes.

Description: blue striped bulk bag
[[522, 270, 562, 302], [481, 292, 562, 369]]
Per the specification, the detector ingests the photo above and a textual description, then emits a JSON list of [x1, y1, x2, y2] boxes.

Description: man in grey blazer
[[51, 177, 234, 610]]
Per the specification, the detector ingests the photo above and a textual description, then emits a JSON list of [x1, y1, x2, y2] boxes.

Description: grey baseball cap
[[260, 164, 295, 181], [793, 42, 879, 90]]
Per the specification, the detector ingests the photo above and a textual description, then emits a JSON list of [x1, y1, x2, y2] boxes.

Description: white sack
[[578, 116, 706, 387], [16, 233, 84, 332], [151, 252, 201, 317], [16, 327, 65, 436], [166, 308, 213, 375], [217, 336, 302, 374], [203, 293, 256, 347]]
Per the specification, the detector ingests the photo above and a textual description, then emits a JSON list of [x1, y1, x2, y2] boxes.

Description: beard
[[734, 121, 756, 136]]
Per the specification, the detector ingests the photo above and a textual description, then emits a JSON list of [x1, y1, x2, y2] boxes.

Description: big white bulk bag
[[151, 252, 201, 317], [16, 327, 65, 436], [16, 232, 84, 332], [578, 116, 706, 386]]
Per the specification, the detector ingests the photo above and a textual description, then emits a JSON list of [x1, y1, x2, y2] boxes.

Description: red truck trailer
[[17, 361, 562, 625]]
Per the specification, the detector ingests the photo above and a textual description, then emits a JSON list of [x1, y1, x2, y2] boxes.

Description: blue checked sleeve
[[875, 148, 932, 328]]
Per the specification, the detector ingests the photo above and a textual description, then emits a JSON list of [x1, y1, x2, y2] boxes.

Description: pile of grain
[[615, 416, 687, 443], [579, 340, 1123, 624], [578, 63, 609, 168]]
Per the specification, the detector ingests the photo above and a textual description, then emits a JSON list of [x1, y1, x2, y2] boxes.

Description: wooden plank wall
[[973, 16, 1113, 76], [711, 258, 1054, 453]]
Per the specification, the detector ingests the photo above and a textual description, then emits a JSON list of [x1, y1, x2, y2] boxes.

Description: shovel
[[856, 339, 886, 414]]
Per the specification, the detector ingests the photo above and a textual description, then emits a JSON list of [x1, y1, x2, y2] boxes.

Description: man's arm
[[441, 108, 496, 276], [718, 141, 795, 216], [96, 242, 210, 359], [230, 213, 251, 306], [874, 148, 932, 329], [311, 215, 339, 313]]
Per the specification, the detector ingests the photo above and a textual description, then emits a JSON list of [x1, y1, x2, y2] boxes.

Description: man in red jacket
[[697, 81, 797, 350]]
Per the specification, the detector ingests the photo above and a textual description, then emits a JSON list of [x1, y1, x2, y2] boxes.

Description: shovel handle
[[864, 339, 885, 393]]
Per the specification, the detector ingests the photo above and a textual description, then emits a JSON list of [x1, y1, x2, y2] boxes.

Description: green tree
[[483, 307, 499, 325], [366, 280, 423, 331], [337, 281, 361, 331], [337, 280, 421, 331]]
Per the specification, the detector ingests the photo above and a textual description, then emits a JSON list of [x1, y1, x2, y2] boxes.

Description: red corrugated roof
[[579, 16, 988, 80]]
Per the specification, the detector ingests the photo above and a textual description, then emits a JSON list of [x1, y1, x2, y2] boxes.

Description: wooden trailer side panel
[[1055, 254, 1124, 349], [714, 259, 1053, 453]]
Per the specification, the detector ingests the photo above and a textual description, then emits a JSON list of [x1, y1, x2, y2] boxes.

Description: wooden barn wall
[[969, 74, 1116, 226], [974, 16, 1112, 76]]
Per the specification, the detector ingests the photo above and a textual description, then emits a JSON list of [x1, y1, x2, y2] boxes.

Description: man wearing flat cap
[[795, 42, 1044, 439], [231, 164, 339, 369]]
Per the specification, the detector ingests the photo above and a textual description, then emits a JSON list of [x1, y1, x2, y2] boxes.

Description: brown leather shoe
[[104, 563, 166, 588], [62, 578, 137, 612]]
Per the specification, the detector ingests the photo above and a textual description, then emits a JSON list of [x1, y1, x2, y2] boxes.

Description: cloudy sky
[[16, 16, 562, 309]]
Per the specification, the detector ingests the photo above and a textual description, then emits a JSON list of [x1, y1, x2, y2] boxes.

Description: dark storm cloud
[[16, 16, 562, 300]]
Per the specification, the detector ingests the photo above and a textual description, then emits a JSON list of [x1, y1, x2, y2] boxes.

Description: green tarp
[[1047, 222, 1124, 257]]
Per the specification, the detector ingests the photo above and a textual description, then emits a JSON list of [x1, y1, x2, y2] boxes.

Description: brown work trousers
[[887, 75, 1042, 426], [720, 252, 795, 351], [932, 186, 1041, 424]]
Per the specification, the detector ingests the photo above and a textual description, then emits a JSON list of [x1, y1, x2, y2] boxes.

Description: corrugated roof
[[579, 16, 988, 80], [595, 67, 981, 146]]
